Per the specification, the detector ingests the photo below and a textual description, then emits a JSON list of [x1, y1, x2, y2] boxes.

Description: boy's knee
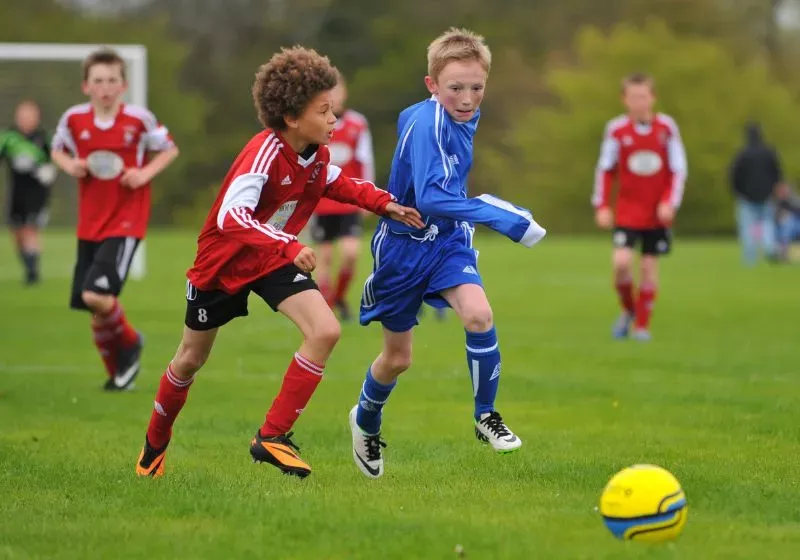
[[311, 318, 341, 350], [174, 345, 209, 376], [385, 351, 412, 376], [462, 305, 493, 333], [82, 290, 114, 313]]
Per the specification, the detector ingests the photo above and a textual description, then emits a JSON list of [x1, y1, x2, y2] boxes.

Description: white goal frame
[[0, 42, 149, 279]]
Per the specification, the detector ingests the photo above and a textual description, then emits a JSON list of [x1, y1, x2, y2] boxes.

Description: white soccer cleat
[[349, 405, 386, 479], [475, 411, 522, 454]]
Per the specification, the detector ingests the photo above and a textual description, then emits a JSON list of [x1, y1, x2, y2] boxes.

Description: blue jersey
[[360, 97, 546, 332], [381, 97, 540, 245]]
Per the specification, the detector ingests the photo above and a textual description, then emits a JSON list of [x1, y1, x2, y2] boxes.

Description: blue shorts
[[360, 221, 482, 332]]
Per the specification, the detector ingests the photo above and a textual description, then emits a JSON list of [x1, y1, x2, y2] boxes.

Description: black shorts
[[184, 264, 319, 331], [70, 237, 141, 310], [612, 227, 672, 256], [311, 212, 362, 243], [7, 185, 49, 228]]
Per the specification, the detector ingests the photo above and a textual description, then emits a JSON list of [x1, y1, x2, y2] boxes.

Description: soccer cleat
[[349, 405, 386, 479], [250, 430, 311, 478], [114, 332, 143, 390], [612, 312, 635, 339], [475, 411, 522, 454], [103, 377, 135, 392], [136, 437, 167, 477], [631, 328, 652, 342]]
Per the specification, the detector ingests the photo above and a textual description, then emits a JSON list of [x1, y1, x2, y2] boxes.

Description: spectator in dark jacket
[[730, 122, 782, 264]]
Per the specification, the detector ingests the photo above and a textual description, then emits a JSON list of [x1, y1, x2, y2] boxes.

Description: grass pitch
[[1, 230, 798, 559]]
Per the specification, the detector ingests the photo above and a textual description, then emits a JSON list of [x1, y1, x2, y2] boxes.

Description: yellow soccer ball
[[599, 464, 688, 542]]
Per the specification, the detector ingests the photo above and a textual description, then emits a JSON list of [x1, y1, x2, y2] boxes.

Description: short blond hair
[[427, 27, 491, 81]]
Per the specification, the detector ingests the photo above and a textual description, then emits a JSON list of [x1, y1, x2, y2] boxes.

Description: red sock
[[261, 353, 324, 437], [615, 279, 636, 315], [318, 278, 333, 306], [635, 284, 657, 330], [333, 266, 354, 305], [101, 300, 139, 348], [146, 364, 195, 449], [91, 319, 117, 378]]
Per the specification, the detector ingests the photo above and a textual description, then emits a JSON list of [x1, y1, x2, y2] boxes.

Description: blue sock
[[356, 367, 396, 435], [466, 327, 501, 420]]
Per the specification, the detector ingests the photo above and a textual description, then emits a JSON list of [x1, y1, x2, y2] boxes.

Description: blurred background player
[[592, 73, 687, 341], [729, 122, 783, 265], [349, 28, 546, 479], [134, 47, 421, 478], [775, 181, 800, 262], [1, 100, 57, 285], [311, 73, 374, 321], [51, 48, 179, 391]]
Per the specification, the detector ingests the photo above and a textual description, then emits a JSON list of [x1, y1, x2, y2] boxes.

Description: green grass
[[1, 230, 799, 559]]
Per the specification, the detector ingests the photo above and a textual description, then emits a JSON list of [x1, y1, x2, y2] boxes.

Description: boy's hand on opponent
[[385, 202, 425, 229]]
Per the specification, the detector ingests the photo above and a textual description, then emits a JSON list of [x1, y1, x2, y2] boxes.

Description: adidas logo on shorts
[[293, 273, 307, 283], [462, 265, 478, 275]]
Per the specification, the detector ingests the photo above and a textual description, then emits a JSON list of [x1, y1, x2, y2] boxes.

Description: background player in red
[[592, 73, 687, 341], [51, 49, 179, 389], [134, 47, 422, 479], [311, 73, 374, 320]]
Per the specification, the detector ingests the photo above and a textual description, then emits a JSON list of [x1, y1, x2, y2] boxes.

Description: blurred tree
[[506, 20, 800, 234]]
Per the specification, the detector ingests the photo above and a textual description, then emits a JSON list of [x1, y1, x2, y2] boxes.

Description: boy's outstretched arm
[[323, 165, 424, 229], [411, 117, 545, 247]]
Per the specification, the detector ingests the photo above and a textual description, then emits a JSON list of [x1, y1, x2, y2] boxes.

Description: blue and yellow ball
[[599, 464, 688, 542]]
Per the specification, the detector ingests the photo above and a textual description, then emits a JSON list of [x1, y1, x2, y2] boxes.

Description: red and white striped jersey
[[315, 109, 374, 216], [187, 129, 393, 294], [52, 103, 175, 241], [592, 113, 687, 229]]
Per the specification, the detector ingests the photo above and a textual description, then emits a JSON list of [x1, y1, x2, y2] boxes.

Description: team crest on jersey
[[308, 161, 325, 183], [124, 125, 137, 145], [79, 129, 91, 140], [622, 135, 633, 146]]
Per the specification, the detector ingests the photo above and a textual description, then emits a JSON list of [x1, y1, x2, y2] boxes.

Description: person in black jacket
[[729, 122, 782, 264]]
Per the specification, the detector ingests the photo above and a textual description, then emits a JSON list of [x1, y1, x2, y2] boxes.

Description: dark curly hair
[[252, 47, 339, 130]]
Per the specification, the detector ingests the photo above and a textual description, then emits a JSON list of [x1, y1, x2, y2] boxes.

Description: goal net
[[0, 43, 149, 279]]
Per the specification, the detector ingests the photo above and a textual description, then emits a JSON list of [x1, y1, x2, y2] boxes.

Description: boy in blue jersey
[[348, 28, 546, 478]]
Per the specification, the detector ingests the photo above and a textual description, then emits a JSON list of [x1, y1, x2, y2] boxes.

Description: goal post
[[0, 42, 149, 279]]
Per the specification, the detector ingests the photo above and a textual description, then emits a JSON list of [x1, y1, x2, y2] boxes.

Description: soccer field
[[1, 230, 798, 559]]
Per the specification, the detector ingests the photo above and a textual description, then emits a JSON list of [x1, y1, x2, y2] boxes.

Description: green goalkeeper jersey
[[0, 127, 55, 190]]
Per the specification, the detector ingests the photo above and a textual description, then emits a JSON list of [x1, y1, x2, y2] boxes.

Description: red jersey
[[188, 130, 393, 294], [592, 113, 687, 229], [315, 109, 374, 216], [52, 103, 175, 241]]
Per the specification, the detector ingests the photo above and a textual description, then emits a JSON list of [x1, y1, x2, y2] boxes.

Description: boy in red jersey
[[592, 73, 687, 341], [51, 49, 179, 389], [311, 74, 374, 321], [135, 47, 422, 479]]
